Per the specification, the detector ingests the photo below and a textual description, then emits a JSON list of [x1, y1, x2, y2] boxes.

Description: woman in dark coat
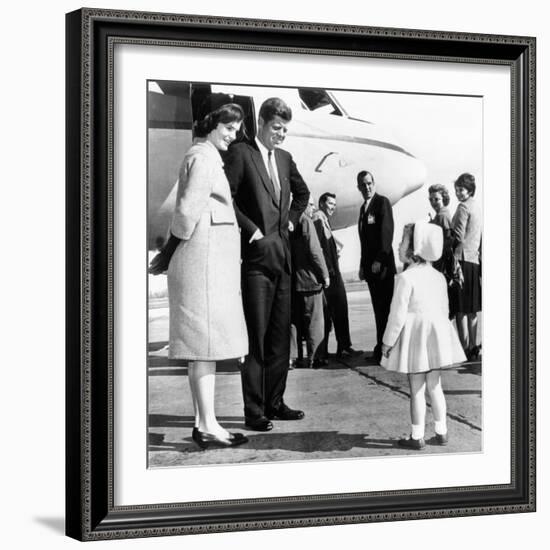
[[428, 183, 461, 319], [451, 173, 482, 360]]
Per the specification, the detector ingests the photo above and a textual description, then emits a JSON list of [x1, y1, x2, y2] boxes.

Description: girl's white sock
[[434, 419, 447, 435], [411, 423, 425, 440]]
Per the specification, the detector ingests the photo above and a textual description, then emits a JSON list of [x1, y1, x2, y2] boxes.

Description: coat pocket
[[245, 232, 283, 269], [210, 204, 236, 225]]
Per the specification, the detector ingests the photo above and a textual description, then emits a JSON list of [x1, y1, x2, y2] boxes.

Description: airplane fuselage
[[147, 86, 426, 249]]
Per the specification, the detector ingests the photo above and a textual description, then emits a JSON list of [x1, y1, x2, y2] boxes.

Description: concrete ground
[[148, 283, 481, 467]]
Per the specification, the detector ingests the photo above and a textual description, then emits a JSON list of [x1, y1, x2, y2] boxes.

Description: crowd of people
[[150, 95, 482, 451]]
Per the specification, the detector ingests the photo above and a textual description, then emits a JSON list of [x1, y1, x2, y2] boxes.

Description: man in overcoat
[[225, 97, 310, 431], [290, 198, 330, 368]]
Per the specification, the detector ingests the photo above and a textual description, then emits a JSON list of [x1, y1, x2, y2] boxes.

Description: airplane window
[[298, 89, 343, 116]]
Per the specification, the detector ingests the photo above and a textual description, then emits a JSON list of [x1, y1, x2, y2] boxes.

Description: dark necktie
[[360, 203, 368, 233], [267, 151, 281, 203]]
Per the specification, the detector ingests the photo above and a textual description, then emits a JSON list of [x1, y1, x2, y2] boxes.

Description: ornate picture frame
[[66, 8, 536, 541]]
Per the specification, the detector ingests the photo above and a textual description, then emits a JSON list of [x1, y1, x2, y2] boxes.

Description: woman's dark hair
[[454, 172, 476, 196], [258, 97, 292, 123], [428, 183, 450, 206], [194, 103, 244, 138]]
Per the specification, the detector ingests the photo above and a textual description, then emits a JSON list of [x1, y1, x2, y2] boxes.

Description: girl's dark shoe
[[398, 436, 426, 450], [434, 433, 449, 446]]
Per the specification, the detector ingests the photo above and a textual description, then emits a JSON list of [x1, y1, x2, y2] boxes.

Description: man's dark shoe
[[266, 404, 305, 421], [336, 346, 360, 358], [244, 416, 273, 431], [312, 357, 328, 368]]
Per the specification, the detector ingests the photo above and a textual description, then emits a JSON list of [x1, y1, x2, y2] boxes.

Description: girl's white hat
[[413, 220, 443, 262]]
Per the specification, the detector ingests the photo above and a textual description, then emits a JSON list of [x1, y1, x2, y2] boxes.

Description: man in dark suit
[[313, 193, 357, 361], [357, 170, 396, 363], [225, 97, 310, 432]]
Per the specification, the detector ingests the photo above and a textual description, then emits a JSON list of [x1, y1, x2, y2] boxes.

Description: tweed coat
[[167, 140, 248, 360]]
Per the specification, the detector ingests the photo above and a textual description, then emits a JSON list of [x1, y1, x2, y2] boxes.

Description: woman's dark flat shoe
[[193, 429, 248, 449]]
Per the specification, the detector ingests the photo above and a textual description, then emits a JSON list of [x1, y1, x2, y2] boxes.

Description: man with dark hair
[[313, 192, 356, 362], [357, 170, 396, 363], [225, 97, 310, 432]]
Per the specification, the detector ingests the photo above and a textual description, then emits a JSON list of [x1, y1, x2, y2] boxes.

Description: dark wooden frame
[[66, 8, 536, 541]]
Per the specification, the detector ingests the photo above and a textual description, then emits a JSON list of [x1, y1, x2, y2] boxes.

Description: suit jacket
[[358, 193, 396, 281], [224, 141, 310, 275], [291, 213, 329, 292]]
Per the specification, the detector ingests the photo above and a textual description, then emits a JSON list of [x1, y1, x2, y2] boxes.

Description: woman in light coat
[[151, 103, 249, 449]]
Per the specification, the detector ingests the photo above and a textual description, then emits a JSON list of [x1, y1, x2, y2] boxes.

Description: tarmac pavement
[[148, 283, 482, 467]]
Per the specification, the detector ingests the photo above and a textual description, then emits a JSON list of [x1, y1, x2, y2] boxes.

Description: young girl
[[381, 221, 466, 449]]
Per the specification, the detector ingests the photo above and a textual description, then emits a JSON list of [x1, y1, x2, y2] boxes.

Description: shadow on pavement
[[148, 430, 399, 454], [445, 389, 482, 396], [457, 362, 482, 375], [292, 362, 350, 371], [149, 414, 244, 430], [148, 357, 242, 374], [149, 341, 168, 352]]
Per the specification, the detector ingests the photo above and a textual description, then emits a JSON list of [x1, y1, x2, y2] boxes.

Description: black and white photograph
[[60, 4, 537, 543], [146, 81, 483, 467], [3, 0, 545, 545]]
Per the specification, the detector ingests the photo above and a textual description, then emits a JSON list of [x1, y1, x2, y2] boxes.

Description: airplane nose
[[376, 155, 427, 205]]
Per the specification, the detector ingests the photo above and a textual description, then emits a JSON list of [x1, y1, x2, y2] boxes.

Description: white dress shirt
[[255, 137, 281, 193]]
